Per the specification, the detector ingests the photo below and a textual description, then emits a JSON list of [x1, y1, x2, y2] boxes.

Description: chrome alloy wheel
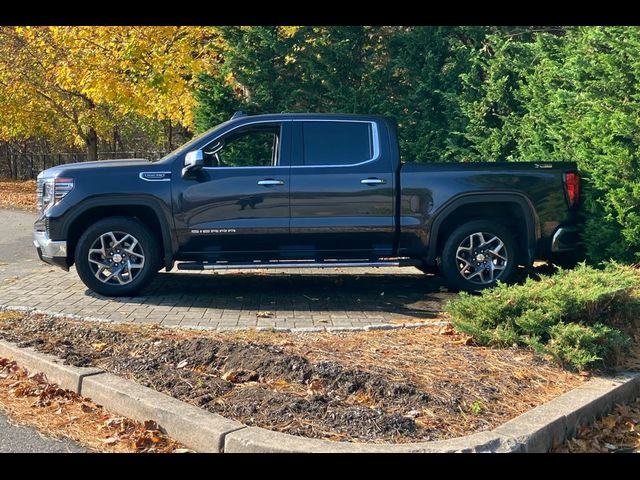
[[87, 231, 145, 285], [455, 231, 508, 285]]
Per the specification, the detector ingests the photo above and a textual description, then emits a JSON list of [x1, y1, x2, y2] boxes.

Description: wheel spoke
[[88, 257, 111, 269]]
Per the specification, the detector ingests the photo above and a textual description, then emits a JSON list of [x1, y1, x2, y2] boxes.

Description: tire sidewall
[[74, 217, 160, 297], [440, 220, 518, 292]]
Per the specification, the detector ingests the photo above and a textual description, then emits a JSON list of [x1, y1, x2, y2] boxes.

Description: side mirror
[[182, 150, 204, 177]]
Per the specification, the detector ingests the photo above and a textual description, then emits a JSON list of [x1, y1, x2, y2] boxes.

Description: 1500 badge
[[139, 171, 171, 181], [190, 229, 237, 234]]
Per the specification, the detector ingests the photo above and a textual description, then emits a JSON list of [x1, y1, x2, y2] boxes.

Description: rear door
[[288, 120, 395, 257]]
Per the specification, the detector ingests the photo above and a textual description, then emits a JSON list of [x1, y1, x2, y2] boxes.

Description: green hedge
[[445, 263, 639, 370]]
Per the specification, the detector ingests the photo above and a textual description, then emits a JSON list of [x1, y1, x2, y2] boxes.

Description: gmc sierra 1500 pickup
[[33, 112, 580, 296]]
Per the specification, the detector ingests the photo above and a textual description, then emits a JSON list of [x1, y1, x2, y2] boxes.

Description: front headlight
[[38, 177, 74, 213]]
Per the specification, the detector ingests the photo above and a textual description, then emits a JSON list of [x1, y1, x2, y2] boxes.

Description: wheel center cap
[[476, 253, 486, 262], [112, 253, 123, 263]]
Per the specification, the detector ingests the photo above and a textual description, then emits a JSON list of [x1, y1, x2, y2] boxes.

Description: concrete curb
[[81, 373, 246, 453], [0, 304, 446, 333], [0, 339, 103, 393], [223, 428, 520, 453], [0, 333, 637, 453], [493, 372, 640, 452]]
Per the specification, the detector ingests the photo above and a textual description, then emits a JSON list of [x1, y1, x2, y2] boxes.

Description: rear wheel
[[440, 220, 518, 292], [74, 217, 160, 297]]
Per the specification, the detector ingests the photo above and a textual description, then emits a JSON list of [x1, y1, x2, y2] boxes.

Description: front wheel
[[440, 220, 518, 292], [74, 217, 160, 297]]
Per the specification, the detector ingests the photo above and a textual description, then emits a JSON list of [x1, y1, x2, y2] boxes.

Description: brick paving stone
[[0, 266, 453, 330]]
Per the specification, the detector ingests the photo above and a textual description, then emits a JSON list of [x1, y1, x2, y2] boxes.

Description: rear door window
[[302, 121, 373, 166]]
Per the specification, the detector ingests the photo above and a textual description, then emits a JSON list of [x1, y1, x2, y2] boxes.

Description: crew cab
[[33, 113, 581, 296]]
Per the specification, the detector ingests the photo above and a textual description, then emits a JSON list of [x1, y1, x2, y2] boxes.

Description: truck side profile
[[33, 113, 581, 296]]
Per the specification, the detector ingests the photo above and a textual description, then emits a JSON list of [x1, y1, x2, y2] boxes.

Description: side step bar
[[177, 259, 422, 271]]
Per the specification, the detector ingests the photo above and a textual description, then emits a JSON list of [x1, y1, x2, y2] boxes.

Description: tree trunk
[[86, 127, 98, 162], [2, 143, 11, 179]]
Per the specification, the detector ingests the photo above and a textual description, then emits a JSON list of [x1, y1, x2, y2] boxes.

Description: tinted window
[[203, 124, 280, 167], [302, 121, 373, 166]]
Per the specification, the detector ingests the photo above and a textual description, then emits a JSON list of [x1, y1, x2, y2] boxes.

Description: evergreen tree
[[457, 26, 640, 262]]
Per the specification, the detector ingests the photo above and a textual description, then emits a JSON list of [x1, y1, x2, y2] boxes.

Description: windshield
[[157, 119, 233, 162]]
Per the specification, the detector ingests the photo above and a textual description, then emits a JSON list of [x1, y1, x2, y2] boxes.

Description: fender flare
[[425, 192, 540, 266], [58, 194, 177, 270]]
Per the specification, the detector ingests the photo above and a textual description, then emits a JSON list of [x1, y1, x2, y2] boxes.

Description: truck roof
[[230, 112, 393, 123]]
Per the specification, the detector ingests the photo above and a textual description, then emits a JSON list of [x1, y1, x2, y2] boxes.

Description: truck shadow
[[109, 271, 456, 319]]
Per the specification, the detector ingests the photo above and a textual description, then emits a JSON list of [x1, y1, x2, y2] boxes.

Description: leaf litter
[[0, 356, 189, 453], [0, 179, 36, 211]]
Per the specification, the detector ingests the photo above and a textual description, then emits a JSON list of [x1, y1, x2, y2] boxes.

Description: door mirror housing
[[182, 150, 204, 177]]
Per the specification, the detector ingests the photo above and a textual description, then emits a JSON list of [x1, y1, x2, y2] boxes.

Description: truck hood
[[38, 158, 152, 178]]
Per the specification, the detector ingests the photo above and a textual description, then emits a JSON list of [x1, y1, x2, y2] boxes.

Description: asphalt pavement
[[0, 207, 85, 453], [0, 208, 44, 281]]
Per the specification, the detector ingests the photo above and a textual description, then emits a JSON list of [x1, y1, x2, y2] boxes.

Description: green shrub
[[445, 262, 639, 370], [546, 323, 631, 371]]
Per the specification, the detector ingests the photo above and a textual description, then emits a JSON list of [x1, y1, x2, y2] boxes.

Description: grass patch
[[445, 262, 640, 371]]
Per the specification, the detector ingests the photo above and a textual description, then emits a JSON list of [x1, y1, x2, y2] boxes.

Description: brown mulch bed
[[0, 354, 188, 452], [0, 311, 587, 444], [0, 179, 36, 211]]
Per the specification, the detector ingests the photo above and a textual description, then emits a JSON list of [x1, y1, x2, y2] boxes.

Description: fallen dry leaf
[[307, 378, 323, 394], [91, 342, 108, 353], [221, 370, 239, 383], [176, 360, 189, 369]]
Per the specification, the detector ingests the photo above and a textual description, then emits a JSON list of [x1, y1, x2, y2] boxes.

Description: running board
[[177, 259, 422, 271]]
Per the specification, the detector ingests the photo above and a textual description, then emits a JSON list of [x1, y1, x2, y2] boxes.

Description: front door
[[175, 122, 290, 259]]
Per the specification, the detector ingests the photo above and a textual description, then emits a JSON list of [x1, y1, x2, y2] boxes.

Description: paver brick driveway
[[0, 266, 454, 330]]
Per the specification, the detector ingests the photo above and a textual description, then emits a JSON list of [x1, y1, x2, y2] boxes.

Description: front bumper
[[33, 230, 69, 270], [551, 226, 579, 252]]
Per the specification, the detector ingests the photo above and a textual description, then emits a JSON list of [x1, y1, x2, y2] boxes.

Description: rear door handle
[[257, 179, 285, 186], [361, 178, 385, 185]]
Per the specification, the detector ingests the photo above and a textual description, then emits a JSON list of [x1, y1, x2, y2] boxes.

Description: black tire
[[74, 217, 161, 297], [440, 220, 518, 292]]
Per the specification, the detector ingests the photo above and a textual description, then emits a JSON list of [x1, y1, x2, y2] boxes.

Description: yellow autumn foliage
[[0, 26, 221, 148]]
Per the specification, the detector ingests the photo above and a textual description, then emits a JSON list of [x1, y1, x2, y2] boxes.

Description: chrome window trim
[[199, 118, 382, 171]]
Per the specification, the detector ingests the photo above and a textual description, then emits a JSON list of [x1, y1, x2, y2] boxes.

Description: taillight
[[564, 172, 580, 208]]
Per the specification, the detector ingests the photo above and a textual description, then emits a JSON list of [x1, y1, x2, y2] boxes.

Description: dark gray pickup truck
[[33, 112, 580, 296]]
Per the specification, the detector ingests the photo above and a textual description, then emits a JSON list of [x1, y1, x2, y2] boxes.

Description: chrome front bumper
[[33, 229, 69, 270], [551, 226, 579, 253]]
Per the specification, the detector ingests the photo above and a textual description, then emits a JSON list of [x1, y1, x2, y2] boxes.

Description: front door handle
[[257, 179, 285, 186], [361, 178, 385, 185]]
